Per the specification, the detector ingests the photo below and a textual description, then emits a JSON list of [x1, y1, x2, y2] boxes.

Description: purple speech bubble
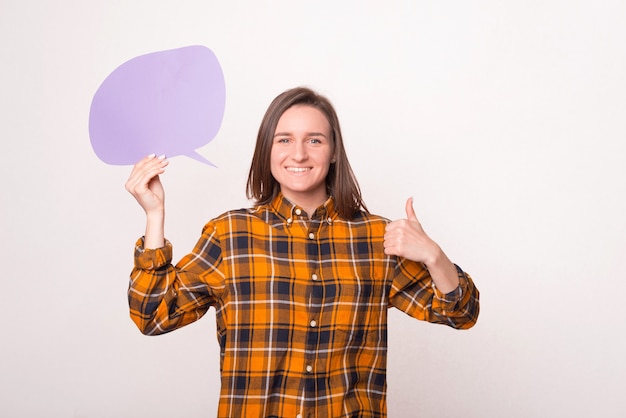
[[89, 45, 225, 166]]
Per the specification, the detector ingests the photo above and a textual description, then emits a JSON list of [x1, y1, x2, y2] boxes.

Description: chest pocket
[[316, 275, 385, 334]]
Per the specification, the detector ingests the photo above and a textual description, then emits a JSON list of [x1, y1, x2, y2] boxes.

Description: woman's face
[[270, 104, 335, 209]]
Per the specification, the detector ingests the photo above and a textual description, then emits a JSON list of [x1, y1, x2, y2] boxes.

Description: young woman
[[125, 87, 479, 418]]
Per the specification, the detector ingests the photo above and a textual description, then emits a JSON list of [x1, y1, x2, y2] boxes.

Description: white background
[[1, 1, 625, 417]]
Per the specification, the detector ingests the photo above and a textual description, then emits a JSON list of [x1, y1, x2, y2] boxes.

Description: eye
[[275, 137, 290, 144], [309, 137, 322, 144]]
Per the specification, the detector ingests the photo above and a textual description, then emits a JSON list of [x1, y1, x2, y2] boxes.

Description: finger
[[405, 197, 418, 221], [126, 156, 168, 193], [128, 154, 158, 180], [138, 155, 168, 178], [384, 219, 403, 233]]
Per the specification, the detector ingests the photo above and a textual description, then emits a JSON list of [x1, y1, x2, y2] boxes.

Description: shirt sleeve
[[128, 221, 225, 335], [389, 259, 480, 330]]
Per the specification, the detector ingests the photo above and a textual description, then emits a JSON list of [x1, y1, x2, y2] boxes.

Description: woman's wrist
[[144, 211, 165, 249], [424, 247, 459, 294]]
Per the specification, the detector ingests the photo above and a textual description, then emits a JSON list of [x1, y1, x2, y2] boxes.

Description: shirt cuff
[[133, 237, 173, 270], [432, 264, 468, 306]]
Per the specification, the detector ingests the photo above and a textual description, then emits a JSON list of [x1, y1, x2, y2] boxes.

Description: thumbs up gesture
[[384, 197, 440, 265], [384, 198, 461, 293]]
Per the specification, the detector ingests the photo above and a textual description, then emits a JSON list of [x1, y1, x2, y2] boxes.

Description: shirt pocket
[[325, 276, 386, 340]]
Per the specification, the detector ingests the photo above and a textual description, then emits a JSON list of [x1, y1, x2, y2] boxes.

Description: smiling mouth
[[286, 167, 311, 173]]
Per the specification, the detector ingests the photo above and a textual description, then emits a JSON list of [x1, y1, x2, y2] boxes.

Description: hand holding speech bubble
[[89, 45, 225, 166]]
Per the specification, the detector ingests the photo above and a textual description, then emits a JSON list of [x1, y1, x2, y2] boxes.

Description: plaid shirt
[[129, 193, 479, 418]]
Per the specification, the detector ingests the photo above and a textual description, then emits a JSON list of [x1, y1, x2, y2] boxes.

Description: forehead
[[275, 105, 330, 134]]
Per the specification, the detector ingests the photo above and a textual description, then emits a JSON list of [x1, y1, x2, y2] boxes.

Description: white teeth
[[287, 167, 310, 172]]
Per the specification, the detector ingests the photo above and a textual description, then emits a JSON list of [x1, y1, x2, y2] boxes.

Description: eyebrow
[[273, 132, 328, 138]]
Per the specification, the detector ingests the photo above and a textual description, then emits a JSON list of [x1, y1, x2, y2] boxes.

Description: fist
[[383, 197, 441, 265], [125, 154, 169, 214]]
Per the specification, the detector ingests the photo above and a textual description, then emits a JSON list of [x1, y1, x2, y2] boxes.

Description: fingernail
[[157, 154, 166, 160], [147, 153, 156, 158]]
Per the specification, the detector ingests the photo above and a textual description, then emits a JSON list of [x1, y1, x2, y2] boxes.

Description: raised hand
[[125, 154, 168, 249], [383, 197, 440, 265], [384, 197, 459, 293], [125, 154, 168, 216]]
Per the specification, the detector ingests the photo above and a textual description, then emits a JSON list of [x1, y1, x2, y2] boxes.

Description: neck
[[282, 191, 327, 218]]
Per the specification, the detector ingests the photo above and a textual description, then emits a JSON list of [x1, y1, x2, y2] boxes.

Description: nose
[[292, 140, 307, 161]]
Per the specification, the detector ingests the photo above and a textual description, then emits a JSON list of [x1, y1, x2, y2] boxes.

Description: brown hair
[[246, 87, 368, 219]]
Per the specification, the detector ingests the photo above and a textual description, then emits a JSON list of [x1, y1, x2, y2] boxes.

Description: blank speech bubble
[[89, 45, 225, 166]]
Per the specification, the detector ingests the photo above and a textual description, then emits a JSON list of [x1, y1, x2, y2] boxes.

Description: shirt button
[[306, 365, 313, 373], [295, 208, 302, 215], [287, 218, 293, 224], [310, 320, 317, 327], [327, 217, 332, 224], [296, 415, 302, 418], [311, 273, 318, 281], [308, 232, 315, 239]]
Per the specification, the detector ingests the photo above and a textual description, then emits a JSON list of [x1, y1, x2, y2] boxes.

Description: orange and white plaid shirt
[[129, 193, 479, 418]]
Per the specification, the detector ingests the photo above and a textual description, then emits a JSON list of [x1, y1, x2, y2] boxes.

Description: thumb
[[405, 197, 418, 221]]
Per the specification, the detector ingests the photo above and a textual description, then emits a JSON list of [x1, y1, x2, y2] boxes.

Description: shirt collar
[[269, 193, 338, 224]]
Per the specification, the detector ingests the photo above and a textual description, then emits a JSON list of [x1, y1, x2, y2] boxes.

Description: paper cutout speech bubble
[[89, 45, 225, 166]]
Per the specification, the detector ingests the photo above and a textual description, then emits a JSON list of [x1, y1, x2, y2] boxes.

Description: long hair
[[246, 87, 368, 219]]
